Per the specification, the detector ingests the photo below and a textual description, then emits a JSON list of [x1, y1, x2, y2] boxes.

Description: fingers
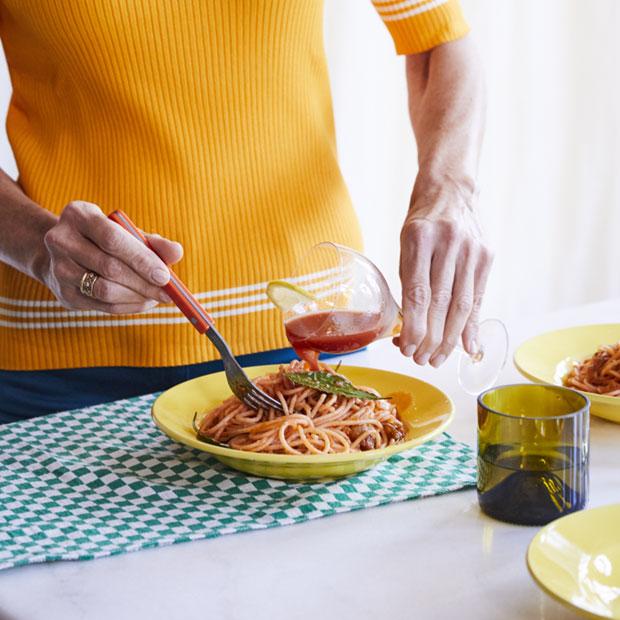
[[146, 233, 184, 266], [42, 200, 186, 314], [49, 230, 170, 304], [84, 299, 159, 314], [61, 201, 171, 286], [398, 213, 494, 367], [462, 247, 494, 355], [414, 237, 458, 366], [429, 244, 475, 366], [49, 256, 159, 314], [399, 220, 432, 358]]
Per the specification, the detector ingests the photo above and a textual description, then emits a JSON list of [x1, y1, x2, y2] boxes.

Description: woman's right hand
[[42, 201, 183, 313]]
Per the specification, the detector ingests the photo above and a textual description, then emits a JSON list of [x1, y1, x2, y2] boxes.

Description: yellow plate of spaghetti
[[514, 323, 620, 424], [527, 504, 620, 619], [152, 364, 454, 480]]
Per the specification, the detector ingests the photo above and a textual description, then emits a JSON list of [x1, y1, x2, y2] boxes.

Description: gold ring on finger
[[79, 271, 99, 298]]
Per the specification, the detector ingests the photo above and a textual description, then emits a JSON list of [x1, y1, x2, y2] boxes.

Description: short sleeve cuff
[[373, 0, 470, 55]]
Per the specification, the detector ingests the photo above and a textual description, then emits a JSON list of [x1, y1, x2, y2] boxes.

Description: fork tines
[[243, 390, 282, 412]]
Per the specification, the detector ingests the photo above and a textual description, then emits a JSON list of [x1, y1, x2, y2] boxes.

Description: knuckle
[[455, 296, 473, 314], [53, 259, 73, 282], [62, 201, 81, 219], [465, 319, 479, 334], [431, 288, 452, 309], [404, 284, 431, 308], [443, 336, 458, 350], [99, 228, 124, 254], [438, 337, 457, 354], [99, 256, 123, 280], [461, 237, 475, 258], [130, 252, 154, 278], [442, 222, 463, 245], [466, 315, 480, 332], [480, 245, 495, 264], [402, 218, 432, 243], [43, 227, 61, 251], [64, 201, 101, 229], [63, 200, 93, 220], [94, 278, 113, 302], [472, 293, 485, 310]]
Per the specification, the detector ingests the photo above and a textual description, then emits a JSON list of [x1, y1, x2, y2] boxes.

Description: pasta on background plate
[[564, 342, 620, 397]]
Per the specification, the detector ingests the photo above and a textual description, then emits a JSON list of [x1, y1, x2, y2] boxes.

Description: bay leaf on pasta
[[285, 371, 385, 401]]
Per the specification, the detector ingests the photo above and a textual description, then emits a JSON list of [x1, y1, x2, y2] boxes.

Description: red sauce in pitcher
[[285, 310, 383, 369]]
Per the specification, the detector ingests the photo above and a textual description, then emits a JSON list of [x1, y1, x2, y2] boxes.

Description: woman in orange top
[[0, 1, 491, 421]]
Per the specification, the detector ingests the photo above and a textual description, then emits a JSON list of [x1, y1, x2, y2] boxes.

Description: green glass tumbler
[[477, 384, 589, 525]]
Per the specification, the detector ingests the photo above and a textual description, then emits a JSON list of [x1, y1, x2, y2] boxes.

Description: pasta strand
[[197, 361, 406, 454]]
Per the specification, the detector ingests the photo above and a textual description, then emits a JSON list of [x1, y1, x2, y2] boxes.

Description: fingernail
[[431, 353, 447, 368], [403, 345, 416, 357], [152, 268, 170, 285], [470, 339, 480, 354], [416, 353, 430, 365]]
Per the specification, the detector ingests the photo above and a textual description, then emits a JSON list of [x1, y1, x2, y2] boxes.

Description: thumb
[[146, 233, 184, 266]]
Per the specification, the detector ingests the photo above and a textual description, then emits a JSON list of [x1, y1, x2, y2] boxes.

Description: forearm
[[406, 35, 485, 214], [0, 170, 57, 283], [398, 35, 492, 366]]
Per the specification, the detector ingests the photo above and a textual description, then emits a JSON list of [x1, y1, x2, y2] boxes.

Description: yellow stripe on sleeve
[[372, 0, 470, 55]]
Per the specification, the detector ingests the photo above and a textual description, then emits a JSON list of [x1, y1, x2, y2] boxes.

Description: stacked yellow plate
[[528, 504, 620, 619]]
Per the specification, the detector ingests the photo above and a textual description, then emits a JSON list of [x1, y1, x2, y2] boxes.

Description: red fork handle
[[108, 209, 212, 334]]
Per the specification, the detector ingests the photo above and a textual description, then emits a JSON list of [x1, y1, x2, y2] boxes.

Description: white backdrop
[[324, 0, 620, 322], [0, 1, 618, 323]]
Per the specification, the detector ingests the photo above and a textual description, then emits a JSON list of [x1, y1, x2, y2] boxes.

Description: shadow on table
[[0, 609, 23, 620]]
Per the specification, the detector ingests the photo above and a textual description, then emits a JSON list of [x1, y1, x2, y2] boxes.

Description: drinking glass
[[286, 241, 509, 394], [477, 384, 589, 525]]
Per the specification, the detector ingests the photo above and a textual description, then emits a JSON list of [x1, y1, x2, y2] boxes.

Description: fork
[[108, 210, 284, 413]]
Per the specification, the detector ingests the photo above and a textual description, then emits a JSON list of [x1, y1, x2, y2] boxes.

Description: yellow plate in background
[[514, 324, 620, 423], [152, 364, 453, 480], [527, 504, 620, 619]]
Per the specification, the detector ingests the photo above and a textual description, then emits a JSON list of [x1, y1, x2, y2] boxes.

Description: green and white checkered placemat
[[0, 393, 476, 571]]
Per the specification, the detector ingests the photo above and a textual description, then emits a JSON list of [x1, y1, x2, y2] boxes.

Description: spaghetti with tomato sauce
[[564, 341, 620, 397], [195, 361, 406, 454]]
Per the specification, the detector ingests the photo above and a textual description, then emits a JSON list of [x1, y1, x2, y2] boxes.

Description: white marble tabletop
[[1, 300, 619, 620]]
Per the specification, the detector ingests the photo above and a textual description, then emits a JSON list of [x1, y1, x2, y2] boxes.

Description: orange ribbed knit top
[[0, 0, 468, 370]]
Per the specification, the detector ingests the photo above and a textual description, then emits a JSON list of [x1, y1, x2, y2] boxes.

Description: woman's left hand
[[396, 193, 493, 367]]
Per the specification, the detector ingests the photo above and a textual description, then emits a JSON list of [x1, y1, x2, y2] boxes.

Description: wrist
[[409, 171, 479, 217], [28, 215, 57, 286], [0, 169, 58, 284], [31, 238, 52, 285]]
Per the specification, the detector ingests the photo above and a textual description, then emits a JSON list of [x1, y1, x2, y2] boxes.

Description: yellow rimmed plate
[[527, 504, 620, 619], [514, 324, 620, 423], [151, 364, 454, 480]]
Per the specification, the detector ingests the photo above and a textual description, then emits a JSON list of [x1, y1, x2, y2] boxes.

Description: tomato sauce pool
[[284, 310, 384, 369]]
